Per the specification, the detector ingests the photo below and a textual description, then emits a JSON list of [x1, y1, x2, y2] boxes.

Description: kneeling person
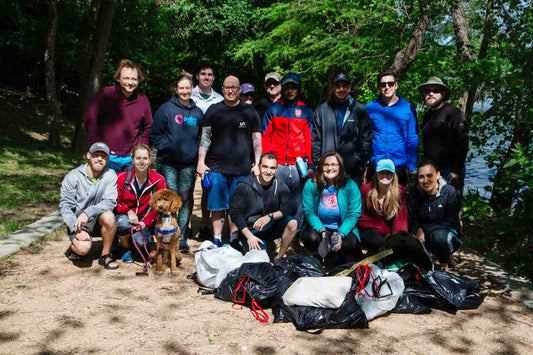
[[230, 153, 298, 260], [59, 142, 118, 269]]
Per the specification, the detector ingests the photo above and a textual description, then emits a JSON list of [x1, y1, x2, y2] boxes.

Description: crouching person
[[230, 153, 298, 261], [59, 142, 118, 269]]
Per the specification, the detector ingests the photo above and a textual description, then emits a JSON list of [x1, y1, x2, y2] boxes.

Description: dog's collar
[[162, 212, 172, 217], [156, 227, 179, 235]]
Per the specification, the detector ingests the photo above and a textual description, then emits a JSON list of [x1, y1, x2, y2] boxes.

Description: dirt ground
[[1, 180, 533, 354]]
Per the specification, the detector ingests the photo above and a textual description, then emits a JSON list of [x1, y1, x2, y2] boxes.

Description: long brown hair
[[367, 170, 401, 220], [313, 151, 347, 193]]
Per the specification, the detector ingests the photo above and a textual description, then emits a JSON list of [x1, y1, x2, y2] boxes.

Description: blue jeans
[[116, 214, 154, 247], [276, 165, 303, 227], [206, 173, 246, 211], [159, 164, 195, 240]]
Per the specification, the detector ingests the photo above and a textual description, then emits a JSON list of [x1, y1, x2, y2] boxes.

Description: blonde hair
[[131, 144, 151, 159], [367, 171, 401, 220]]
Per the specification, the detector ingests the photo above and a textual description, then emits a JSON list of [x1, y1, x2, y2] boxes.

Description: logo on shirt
[[238, 121, 247, 128], [295, 109, 302, 118], [321, 193, 338, 208], [175, 114, 183, 124], [175, 115, 198, 126]]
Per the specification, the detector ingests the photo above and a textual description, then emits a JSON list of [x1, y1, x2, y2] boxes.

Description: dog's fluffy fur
[[149, 189, 183, 276]]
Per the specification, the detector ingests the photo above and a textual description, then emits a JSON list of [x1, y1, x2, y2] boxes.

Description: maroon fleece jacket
[[84, 84, 153, 156]]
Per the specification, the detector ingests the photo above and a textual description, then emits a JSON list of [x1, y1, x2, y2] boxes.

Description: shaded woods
[[1, 0, 531, 278]]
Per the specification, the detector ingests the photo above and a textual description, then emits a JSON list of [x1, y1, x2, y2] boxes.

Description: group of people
[[60, 58, 468, 271]]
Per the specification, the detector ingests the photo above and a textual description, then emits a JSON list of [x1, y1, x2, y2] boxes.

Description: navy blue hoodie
[[150, 96, 204, 168]]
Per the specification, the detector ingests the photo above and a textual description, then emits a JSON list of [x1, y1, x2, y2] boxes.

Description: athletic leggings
[[301, 227, 361, 265], [424, 228, 461, 263], [359, 229, 386, 254]]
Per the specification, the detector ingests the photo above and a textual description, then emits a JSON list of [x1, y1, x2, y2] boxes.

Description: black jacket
[[312, 96, 372, 177], [150, 96, 204, 168], [407, 179, 461, 236], [230, 175, 297, 231]]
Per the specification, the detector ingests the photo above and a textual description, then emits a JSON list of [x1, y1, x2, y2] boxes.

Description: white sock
[[230, 233, 238, 242], [213, 235, 222, 242]]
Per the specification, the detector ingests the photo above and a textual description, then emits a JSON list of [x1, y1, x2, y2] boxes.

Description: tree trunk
[[390, 3, 430, 77], [45, 0, 62, 148], [72, 0, 116, 156]]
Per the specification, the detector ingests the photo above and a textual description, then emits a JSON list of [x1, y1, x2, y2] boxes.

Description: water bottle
[[296, 156, 308, 178], [330, 232, 340, 250], [202, 171, 212, 188]]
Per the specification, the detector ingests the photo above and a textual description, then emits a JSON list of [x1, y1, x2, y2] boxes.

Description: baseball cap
[[332, 73, 351, 84], [376, 159, 395, 173], [88, 142, 110, 155], [264, 72, 281, 83], [240, 83, 255, 94]]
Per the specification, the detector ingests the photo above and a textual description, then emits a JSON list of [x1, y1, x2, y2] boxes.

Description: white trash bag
[[354, 263, 405, 320], [282, 276, 353, 309]]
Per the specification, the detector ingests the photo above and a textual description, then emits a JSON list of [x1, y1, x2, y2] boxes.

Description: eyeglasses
[[423, 88, 442, 95], [378, 81, 396, 88], [265, 80, 280, 87], [223, 86, 239, 92], [323, 163, 339, 168]]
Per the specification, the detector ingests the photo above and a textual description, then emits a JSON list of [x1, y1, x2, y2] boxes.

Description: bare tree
[[45, 0, 62, 147]]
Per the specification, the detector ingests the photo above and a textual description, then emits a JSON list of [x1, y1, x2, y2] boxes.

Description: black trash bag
[[424, 270, 485, 310], [327, 261, 359, 277], [215, 262, 279, 308], [272, 255, 325, 323]]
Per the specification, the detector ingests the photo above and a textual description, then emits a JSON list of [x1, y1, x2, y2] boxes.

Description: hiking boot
[[179, 239, 190, 253], [122, 250, 134, 263], [229, 240, 244, 254]]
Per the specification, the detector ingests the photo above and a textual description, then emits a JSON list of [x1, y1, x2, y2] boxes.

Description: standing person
[[150, 72, 203, 252], [230, 153, 298, 260], [239, 83, 255, 105], [418, 77, 469, 194], [253, 72, 282, 119], [84, 59, 153, 173], [357, 159, 408, 255], [262, 72, 314, 227], [313, 73, 373, 185], [302, 151, 362, 267], [191, 61, 224, 240], [365, 71, 418, 186], [115, 144, 167, 262], [196, 76, 262, 247], [408, 159, 462, 269], [59, 142, 118, 270]]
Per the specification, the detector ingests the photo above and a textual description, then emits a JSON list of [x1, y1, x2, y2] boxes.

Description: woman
[[150, 72, 204, 252], [408, 159, 461, 268], [357, 159, 408, 254], [302, 151, 362, 266], [116, 144, 167, 262]]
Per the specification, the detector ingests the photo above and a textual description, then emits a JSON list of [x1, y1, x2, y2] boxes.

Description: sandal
[[98, 253, 119, 270], [65, 248, 84, 261]]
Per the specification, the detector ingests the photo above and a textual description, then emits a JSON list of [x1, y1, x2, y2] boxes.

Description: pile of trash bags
[[191, 240, 485, 332]]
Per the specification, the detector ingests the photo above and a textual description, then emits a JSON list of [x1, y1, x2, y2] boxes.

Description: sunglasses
[[378, 81, 396, 88], [423, 88, 442, 95], [265, 80, 280, 86]]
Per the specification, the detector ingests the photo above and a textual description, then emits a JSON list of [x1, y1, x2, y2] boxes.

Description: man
[[253, 72, 282, 119], [262, 72, 314, 227], [418, 77, 469, 193], [190, 61, 224, 240], [239, 83, 255, 105], [191, 60, 224, 114], [312, 73, 373, 185], [366, 71, 418, 186], [230, 153, 298, 260], [59, 142, 119, 269], [84, 59, 153, 173], [196, 75, 262, 247]]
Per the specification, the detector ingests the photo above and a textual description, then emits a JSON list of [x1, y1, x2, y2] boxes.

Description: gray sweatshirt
[[59, 163, 117, 232]]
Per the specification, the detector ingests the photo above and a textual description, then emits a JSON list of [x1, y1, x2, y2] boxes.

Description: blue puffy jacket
[[366, 95, 418, 171]]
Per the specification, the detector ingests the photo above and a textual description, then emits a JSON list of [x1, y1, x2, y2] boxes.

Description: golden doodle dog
[[149, 189, 183, 276]]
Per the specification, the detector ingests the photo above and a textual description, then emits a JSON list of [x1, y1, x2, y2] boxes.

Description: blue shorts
[[108, 155, 132, 173], [207, 173, 246, 211], [243, 216, 295, 252]]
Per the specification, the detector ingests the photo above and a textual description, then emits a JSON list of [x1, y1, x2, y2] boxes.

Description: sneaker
[[179, 239, 190, 253], [122, 250, 134, 263], [229, 240, 244, 254], [212, 239, 223, 247]]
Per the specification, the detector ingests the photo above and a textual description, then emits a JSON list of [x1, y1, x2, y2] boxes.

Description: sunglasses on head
[[378, 81, 396, 88], [423, 88, 442, 95]]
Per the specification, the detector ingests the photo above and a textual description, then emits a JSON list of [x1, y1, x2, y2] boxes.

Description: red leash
[[233, 274, 269, 323]]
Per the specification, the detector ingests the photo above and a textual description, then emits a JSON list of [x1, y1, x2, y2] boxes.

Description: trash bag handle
[[234, 274, 250, 304], [355, 265, 381, 298], [251, 299, 269, 323]]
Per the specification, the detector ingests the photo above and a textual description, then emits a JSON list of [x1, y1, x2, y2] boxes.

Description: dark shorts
[[242, 216, 295, 252], [68, 215, 101, 241], [207, 173, 246, 211]]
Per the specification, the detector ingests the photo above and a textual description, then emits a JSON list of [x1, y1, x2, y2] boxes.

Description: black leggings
[[425, 228, 461, 263], [359, 229, 386, 254], [301, 227, 361, 265]]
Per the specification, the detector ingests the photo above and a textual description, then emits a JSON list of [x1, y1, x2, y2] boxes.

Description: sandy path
[[1, 179, 532, 354]]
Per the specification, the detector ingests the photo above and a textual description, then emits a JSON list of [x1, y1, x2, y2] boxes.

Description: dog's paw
[[171, 269, 179, 276]]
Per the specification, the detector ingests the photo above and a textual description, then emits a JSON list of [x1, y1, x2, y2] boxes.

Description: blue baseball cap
[[240, 83, 255, 94], [376, 159, 395, 173]]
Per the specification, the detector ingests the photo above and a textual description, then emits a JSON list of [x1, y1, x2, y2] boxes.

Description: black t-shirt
[[204, 101, 261, 175], [421, 104, 469, 173]]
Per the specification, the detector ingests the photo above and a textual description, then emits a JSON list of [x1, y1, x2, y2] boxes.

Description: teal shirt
[[302, 178, 362, 240]]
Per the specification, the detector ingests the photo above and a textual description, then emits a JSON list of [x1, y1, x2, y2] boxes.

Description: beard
[[426, 97, 444, 109]]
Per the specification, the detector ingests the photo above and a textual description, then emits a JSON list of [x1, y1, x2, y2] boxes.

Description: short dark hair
[[113, 59, 144, 82], [417, 158, 438, 171], [377, 70, 398, 86], [259, 153, 278, 165], [197, 60, 215, 74]]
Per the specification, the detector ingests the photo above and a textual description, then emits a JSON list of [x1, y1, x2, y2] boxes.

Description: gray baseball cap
[[264, 72, 281, 83], [88, 142, 110, 155]]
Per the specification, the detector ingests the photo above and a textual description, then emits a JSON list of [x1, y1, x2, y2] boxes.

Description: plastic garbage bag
[[424, 270, 485, 310], [215, 262, 279, 308], [282, 277, 352, 308], [195, 241, 243, 288], [353, 264, 405, 320], [215, 249, 270, 288]]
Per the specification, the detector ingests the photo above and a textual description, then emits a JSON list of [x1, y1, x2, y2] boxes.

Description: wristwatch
[[268, 212, 274, 220]]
